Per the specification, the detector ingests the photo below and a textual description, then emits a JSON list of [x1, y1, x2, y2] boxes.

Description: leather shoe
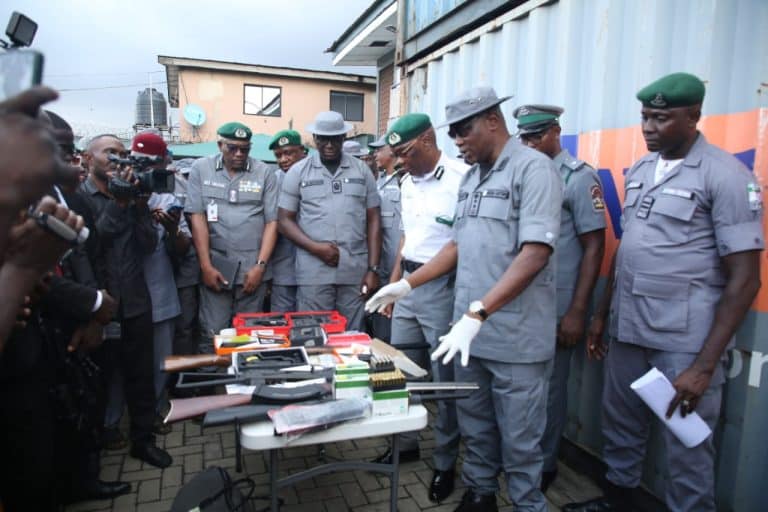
[[83, 480, 132, 501], [130, 442, 172, 469], [562, 496, 622, 512], [541, 469, 558, 493], [65, 480, 131, 504], [372, 447, 420, 464], [428, 469, 454, 502], [454, 489, 497, 512]]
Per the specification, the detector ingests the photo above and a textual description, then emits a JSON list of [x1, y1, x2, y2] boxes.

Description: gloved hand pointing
[[431, 314, 482, 367], [365, 278, 412, 314]]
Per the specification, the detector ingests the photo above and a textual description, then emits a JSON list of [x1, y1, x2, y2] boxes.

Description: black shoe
[[454, 489, 497, 512], [562, 496, 622, 512], [428, 469, 455, 503], [130, 442, 172, 469], [541, 469, 558, 493], [372, 447, 420, 465]]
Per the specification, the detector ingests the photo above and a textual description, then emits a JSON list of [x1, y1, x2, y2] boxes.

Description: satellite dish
[[183, 104, 206, 127]]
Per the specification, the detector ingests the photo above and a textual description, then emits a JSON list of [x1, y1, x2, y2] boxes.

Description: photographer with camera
[[105, 132, 191, 434], [79, 134, 172, 468]]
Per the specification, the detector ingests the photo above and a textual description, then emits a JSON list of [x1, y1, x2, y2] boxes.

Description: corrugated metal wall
[[408, 0, 768, 158], [404, 0, 768, 510]]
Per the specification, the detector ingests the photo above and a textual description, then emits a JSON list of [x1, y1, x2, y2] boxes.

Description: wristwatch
[[367, 265, 380, 273], [468, 300, 488, 321], [256, 260, 267, 267]]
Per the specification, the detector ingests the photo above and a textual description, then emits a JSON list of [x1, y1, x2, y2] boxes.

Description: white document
[[630, 367, 711, 448]]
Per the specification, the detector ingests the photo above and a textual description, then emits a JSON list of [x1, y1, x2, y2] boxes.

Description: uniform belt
[[401, 259, 424, 273]]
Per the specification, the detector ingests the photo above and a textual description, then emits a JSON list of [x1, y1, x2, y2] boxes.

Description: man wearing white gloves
[[366, 86, 562, 512], [369, 113, 468, 505]]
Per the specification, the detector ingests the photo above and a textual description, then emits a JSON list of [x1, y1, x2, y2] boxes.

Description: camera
[[107, 154, 175, 199], [0, 12, 43, 102]]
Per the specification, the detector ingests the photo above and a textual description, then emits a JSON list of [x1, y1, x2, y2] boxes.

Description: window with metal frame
[[244, 84, 282, 117], [330, 90, 364, 122]]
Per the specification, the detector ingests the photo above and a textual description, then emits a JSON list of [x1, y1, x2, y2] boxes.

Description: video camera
[[107, 154, 175, 199]]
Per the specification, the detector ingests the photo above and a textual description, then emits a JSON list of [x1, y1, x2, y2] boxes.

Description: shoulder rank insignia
[[590, 184, 605, 211]]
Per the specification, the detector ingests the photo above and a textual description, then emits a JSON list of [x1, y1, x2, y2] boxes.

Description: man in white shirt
[[370, 113, 469, 504]]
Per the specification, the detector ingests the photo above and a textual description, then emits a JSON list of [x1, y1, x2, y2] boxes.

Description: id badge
[[206, 201, 219, 222]]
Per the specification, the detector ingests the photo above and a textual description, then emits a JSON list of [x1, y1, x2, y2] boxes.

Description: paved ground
[[65, 406, 602, 512]]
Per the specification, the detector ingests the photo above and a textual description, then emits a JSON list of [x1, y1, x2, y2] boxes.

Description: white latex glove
[[431, 314, 483, 367], [364, 278, 412, 313]]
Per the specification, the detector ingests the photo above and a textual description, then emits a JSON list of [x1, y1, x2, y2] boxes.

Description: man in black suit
[[79, 133, 172, 469]]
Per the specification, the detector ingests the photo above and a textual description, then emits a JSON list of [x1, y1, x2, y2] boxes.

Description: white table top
[[240, 405, 428, 450]]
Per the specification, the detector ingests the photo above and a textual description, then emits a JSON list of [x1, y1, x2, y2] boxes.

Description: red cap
[[131, 132, 167, 157]]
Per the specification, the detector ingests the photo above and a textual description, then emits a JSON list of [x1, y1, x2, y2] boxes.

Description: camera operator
[[79, 134, 172, 469], [105, 132, 191, 433]]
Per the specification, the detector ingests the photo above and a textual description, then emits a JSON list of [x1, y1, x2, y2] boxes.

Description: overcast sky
[[1, 0, 373, 136]]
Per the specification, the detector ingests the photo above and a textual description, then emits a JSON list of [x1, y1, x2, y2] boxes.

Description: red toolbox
[[232, 310, 347, 337]]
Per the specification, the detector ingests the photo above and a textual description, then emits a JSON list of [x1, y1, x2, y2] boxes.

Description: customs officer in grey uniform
[[564, 73, 764, 512], [278, 111, 381, 331], [186, 122, 278, 351], [347, 137, 404, 341], [368, 113, 468, 503], [513, 105, 607, 492], [368, 87, 562, 512], [268, 130, 307, 312]]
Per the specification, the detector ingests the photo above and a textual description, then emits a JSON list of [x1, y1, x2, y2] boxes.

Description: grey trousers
[[390, 272, 459, 470], [270, 284, 297, 313], [602, 340, 723, 512], [455, 356, 550, 512], [541, 344, 575, 472], [198, 283, 267, 354], [152, 318, 176, 405], [296, 284, 365, 332]]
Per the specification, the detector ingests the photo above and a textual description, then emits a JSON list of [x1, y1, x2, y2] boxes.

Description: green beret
[[386, 113, 432, 147], [269, 129, 302, 150], [217, 122, 252, 141], [512, 104, 564, 135], [636, 72, 705, 108]]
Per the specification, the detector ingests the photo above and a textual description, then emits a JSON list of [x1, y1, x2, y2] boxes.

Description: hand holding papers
[[630, 367, 711, 448]]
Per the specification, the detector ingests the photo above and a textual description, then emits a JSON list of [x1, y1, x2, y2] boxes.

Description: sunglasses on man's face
[[448, 115, 480, 139], [225, 144, 251, 154], [519, 129, 549, 145]]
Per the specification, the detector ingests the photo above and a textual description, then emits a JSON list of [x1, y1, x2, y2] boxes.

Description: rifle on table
[[165, 381, 333, 423], [174, 380, 480, 427]]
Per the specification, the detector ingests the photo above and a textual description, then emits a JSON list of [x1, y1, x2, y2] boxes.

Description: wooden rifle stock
[[165, 393, 251, 423], [163, 354, 231, 373]]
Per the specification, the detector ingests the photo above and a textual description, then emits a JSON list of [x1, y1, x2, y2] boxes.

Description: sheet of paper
[[630, 367, 711, 448]]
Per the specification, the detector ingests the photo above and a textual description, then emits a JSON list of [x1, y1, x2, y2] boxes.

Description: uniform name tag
[[626, 181, 643, 190], [206, 201, 218, 222], [636, 195, 655, 219], [661, 188, 694, 199]]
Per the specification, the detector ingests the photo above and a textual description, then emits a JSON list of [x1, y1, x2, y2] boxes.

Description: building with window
[[158, 55, 376, 144]]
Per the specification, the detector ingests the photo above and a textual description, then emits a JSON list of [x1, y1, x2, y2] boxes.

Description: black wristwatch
[[367, 265, 380, 273]]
